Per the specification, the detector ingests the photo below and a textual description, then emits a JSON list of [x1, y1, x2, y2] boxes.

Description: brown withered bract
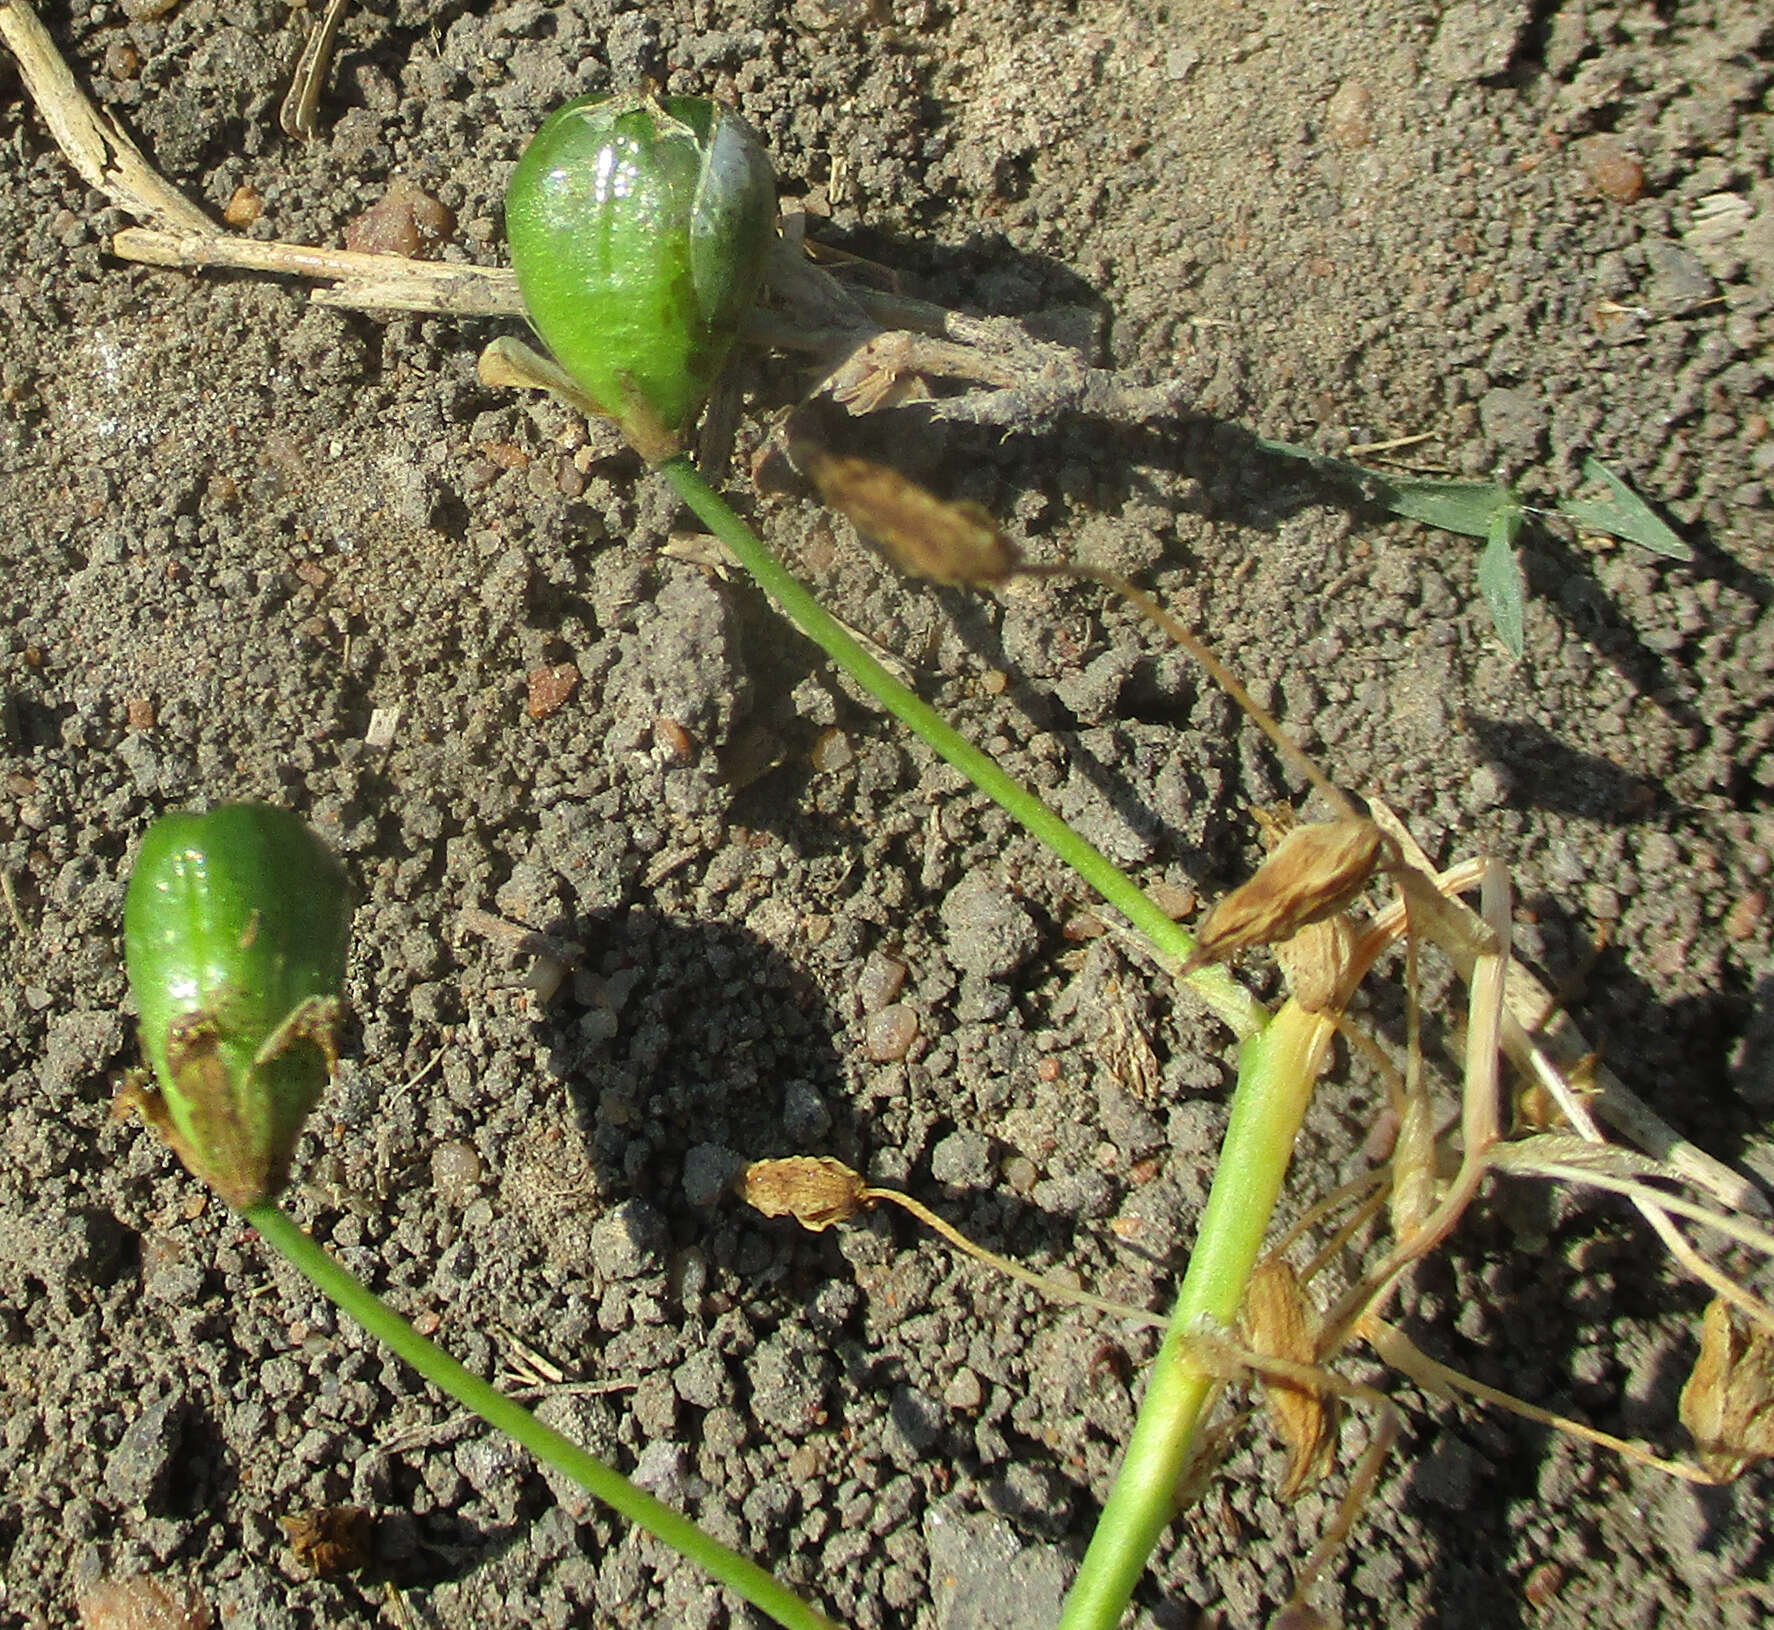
[[791, 443, 1021, 587], [1241, 1259, 1335, 1502], [1679, 1296, 1774, 1480], [1184, 818, 1384, 975], [279, 1506, 374, 1577], [742, 1156, 870, 1231], [1272, 915, 1357, 1014]]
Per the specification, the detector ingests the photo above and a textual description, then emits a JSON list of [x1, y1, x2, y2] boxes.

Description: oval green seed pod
[[123, 803, 351, 1209], [504, 93, 776, 448]]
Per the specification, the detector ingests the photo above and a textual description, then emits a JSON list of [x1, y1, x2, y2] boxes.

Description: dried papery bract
[[742, 1156, 870, 1231], [1177, 1289, 1400, 1619], [1680, 1296, 1774, 1480], [1184, 819, 1385, 975], [790, 439, 1022, 587], [1273, 915, 1357, 1014], [1240, 1260, 1336, 1502]]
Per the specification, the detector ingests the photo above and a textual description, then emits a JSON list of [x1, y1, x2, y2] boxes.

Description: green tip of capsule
[[504, 93, 777, 449], [122, 804, 351, 1210]]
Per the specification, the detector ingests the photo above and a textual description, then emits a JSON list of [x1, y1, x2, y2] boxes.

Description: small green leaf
[[1476, 504, 1527, 658], [1250, 435, 1519, 539], [1558, 456, 1693, 561], [1369, 474, 1520, 540]]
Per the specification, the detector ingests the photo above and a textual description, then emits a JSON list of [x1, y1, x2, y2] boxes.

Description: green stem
[[656, 454, 1266, 1041], [655, 452, 1317, 1622], [246, 1203, 840, 1630], [1055, 1000, 1335, 1629]]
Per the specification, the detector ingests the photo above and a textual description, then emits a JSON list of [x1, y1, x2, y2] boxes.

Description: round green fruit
[[123, 804, 351, 1208], [505, 93, 776, 444]]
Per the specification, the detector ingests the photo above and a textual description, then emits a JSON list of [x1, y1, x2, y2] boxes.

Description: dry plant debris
[[790, 437, 1020, 588], [1238, 1260, 1336, 1503], [742, 1157, 1165, 1328], [748, 414, 1774, 1566], [1679, 1296, 1774, 1480], [1182, 818, 1385, 976], [278, 1504, 375, 1577], [278, 0, 352, 141], [741, 1154, 869, 1231]]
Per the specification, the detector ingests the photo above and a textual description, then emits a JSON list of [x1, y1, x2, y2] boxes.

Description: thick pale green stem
[[1056, 1000, 1336, 1629], [246, 1203, 839, 1630], [655, 454, 1266, 1041]]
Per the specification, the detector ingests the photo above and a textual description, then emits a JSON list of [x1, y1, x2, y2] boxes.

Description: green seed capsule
[[504, 93, 776, 447], [122, 804, 351, 1209]]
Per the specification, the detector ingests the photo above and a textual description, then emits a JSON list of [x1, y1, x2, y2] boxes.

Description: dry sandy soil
[[3, 0, 1773, 1626]]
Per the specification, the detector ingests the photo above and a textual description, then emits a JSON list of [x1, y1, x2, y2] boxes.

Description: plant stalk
[[1056, 999, 1336, 1628], [246, 1203, 840, 1630], [655, 454, 1266, 1041]]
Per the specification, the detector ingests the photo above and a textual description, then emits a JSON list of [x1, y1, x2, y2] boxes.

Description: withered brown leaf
[[1680, 1296, 1774, 1480], [1242, 1259, 1335, 1502], [1185, 819, 1383, 974], [1273, 914, 1357, 1014], [792, 444, 1021, 587], [742, 1156, 870, 1231]]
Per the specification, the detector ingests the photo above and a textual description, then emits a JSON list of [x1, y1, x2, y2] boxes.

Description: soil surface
[[3, 0, 1773, 1626]]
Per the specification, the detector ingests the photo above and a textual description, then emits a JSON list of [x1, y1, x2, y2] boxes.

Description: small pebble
[[1577, 135, 1645, 204], [343, 178, 455, 258], [940, 874, 1039, 980], [1325, 79, 1373, 146], [105, 1393, 186, 1508], [430, 1140, 484, 1207], [101, 40, 142, 79], [864, 1003, 918, 1062], [1725, 889, 1766, 941], [782, 1079, 833, 1141], [480, 440, 530, 469], [930, 1130, 993, 1187], [855, 950, 908, 1013], [1523, 1561, 1567, 1611], [681, 1144, 743, 1208], [590, 1198, 669, 1280], [1642, 237, 1717, 306], [75, 1576, 209, 1630], [1468, 763, 1513, 808], [942, 1368, 984, 1411], [223, 185, 263, 227], [654, 717, 694, 759], [810, 727, 853, 773]]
